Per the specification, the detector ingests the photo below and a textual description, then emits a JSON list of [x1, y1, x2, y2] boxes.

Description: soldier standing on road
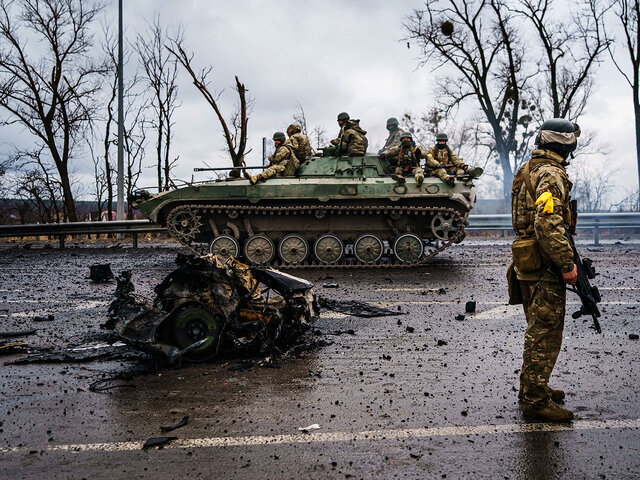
[[382, 132, 425, 186], [286, 124, 312, 160], [330, 112, 368, 156], [510, 118, 581, 422], [378, 117, 407, 155], [244, 132, 299, 185]]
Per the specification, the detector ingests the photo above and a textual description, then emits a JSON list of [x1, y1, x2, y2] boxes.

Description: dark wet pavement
[[1, 241, 639, 479]]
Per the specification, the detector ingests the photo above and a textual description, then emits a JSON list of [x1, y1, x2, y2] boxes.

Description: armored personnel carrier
[[131, 152, 479, 267]]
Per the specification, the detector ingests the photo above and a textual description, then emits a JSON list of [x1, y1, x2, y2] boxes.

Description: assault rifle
[[561, 199, 602, 333]]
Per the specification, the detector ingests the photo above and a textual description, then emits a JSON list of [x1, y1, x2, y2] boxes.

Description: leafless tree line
[[403, 0, 613, 209], [0, 0, 252, 223]]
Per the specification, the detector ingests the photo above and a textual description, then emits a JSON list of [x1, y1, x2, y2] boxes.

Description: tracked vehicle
[[132, 152, 479, 267]]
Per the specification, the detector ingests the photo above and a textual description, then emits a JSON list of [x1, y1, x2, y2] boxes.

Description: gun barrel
[[194, 166, 264, 172]]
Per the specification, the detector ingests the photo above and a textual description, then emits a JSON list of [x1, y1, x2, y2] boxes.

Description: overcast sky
[[1, 0, 638, 202]]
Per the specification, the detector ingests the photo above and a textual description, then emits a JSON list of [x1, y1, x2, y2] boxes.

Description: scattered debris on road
[[0, 329, 37, 338], [89, 264, 114, 283], [160, 415, 189, 432], [630, 333, 639, 340], [322, 283, 339, 288], [298, 423, 320, 432], [455, 314, 466, 321], [142, 436, 178, 450], [33, 314, 54, 322], [465, 301, 476, 313], [318, 297, 403, 318]]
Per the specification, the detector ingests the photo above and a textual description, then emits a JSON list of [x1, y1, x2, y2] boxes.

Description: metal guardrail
[[467, 212, 640, 229], [0, 213, 638, 248], [0, 220, 166, 248]]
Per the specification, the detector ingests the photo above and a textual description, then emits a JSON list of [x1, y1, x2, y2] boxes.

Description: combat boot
[[522, 399, 573, 423], [518, 386, 566, 403], [243, 170, 258, 185], [391, 174, 406, 184], [446, 177, 455, 187], [415, 174, 424, 187]]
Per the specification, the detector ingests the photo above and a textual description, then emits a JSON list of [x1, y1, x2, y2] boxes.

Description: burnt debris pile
[[107, 253, 318, 364]]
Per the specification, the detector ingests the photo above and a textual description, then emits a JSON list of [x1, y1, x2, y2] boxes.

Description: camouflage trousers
[[256, 163, 286, 182], [394, 166, 424, 183], [431, 167, 450, 183], [519, 279, 566, 405]]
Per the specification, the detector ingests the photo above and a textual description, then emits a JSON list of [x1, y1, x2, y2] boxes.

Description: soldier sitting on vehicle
[[286, 124, 312, 160], [244, 132, 299, 185], [381, 132, 425, 187], [329, 112, 368, 156], [378, 117, 407, 155], [426, 133, 482, 187]]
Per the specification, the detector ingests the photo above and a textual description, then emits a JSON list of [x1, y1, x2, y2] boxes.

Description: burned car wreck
[[108, 253, 317, 363]]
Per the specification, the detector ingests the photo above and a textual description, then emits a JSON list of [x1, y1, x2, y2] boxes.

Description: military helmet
[[272, 131, 286, 142], [337, 112, 350, 121], [436, 133, 448, 142], [286, 124, 302, 137], [535, 118, 581, 153], [400, 132, 413, 141], [386, 117, 399, 127]]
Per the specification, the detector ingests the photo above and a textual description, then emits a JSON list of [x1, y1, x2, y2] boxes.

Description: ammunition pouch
[[506, 262, 523, 305], [511, 237, 542, 273]]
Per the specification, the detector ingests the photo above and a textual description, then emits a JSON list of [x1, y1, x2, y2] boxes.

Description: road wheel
[[209, 235, 239, 260], [314, 234, 344, 264], [244, 234, 275, 265], [393, 233, 424, 263], [278, 234, 309, 264], [353, 234, 384, 263]]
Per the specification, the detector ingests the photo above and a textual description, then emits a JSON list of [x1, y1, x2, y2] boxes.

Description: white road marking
[[371, 301, 640, 307], [319, 312, 349, 319], [1, 418, 638, 454], [472, 305, 523, 320]]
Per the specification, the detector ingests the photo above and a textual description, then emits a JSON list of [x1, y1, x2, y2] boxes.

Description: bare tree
[[607, 0, 640, 207], [122, 99, 147, 219], [136, 17, 179, 192], [168, 39, 251, 168], [571, 159, 616, 212], [0, 0, 104, 222], [292, 102, 308, 135], [291, 102, 326, 152], [404, 1, 535, 205], [514, 0, 610, 121]]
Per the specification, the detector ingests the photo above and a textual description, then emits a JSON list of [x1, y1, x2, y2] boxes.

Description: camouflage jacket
[[379, 128, 407, 155], [340, 120, 368, 156], [287, 132, 312, 160], [330, 125, 346, 145], [511, 149, 574, 280], [426, 145, 466, 170], [268, 143, 294, 166], [385, 143, 428, 168]]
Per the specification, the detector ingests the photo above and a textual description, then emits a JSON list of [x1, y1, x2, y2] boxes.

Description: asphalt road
[[1, 240, 639, 479]]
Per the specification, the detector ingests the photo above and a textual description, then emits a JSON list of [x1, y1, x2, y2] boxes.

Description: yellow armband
[[535, 191, 560, 214]]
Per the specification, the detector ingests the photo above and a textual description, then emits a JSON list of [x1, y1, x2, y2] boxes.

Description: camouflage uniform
[[384, 142, 426, 184], [426, 145, 467, 183], [379, 127, 407, 156], [256, 144, 299, 182], [331, 120, 368, 156], [511, 148, 574, 407], [286, 124, 312, 160]]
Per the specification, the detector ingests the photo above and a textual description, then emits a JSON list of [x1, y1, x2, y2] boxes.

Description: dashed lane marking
[[1, 418, 638, 454]]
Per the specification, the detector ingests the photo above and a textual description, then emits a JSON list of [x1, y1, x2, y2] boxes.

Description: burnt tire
[[171, 307, 221, 362]]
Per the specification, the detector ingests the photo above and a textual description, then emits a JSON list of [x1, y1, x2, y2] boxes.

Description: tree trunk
[[499, 150, 514, 214], [634, 84, 640, 211], [58, 163, 77, 222]]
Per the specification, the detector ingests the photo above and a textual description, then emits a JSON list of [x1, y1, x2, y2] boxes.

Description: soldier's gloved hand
[[562, 264, 578, 285]]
